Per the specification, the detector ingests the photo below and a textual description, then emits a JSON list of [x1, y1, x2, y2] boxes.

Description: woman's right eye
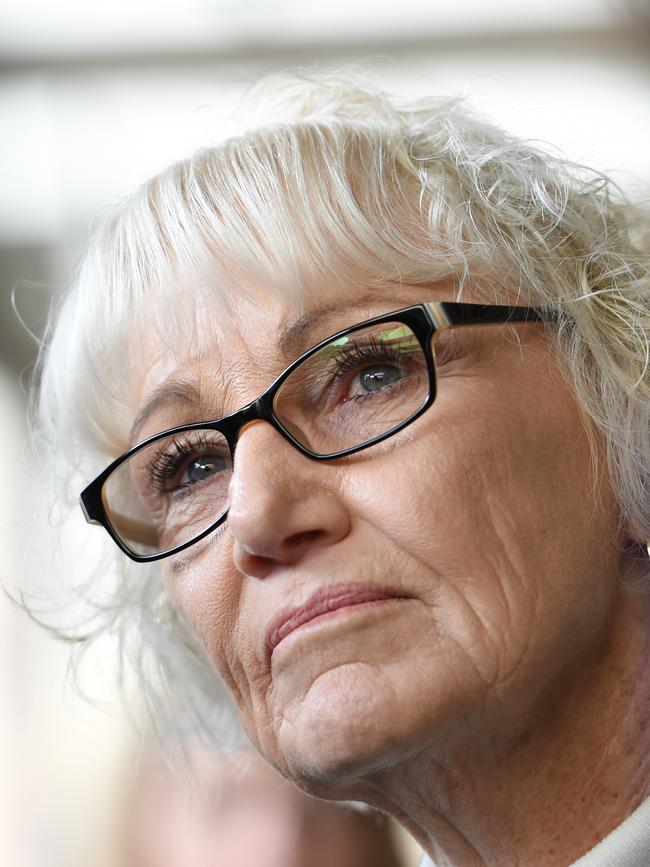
[[180, 454, 229, 486], [147, 437, 230, 495]]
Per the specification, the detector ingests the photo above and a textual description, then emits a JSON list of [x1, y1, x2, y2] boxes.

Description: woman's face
[[132, 278, 624, 800]]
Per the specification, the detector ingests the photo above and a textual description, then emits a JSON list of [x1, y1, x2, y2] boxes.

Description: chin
[[272, 660, 426, 795]]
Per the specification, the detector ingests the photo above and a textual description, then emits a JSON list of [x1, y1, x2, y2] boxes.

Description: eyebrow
[[130, 380, 202, 445], [276, 291, 399, 357]]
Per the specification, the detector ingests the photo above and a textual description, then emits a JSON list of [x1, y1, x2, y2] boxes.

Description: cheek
[[166, 546, 296, 758], [349, 352, 597, 562], [345, 361, 617, 689], [164, 547, 258, 709]]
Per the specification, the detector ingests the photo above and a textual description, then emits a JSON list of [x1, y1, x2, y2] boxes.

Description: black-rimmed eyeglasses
[[80, 300, 549, 562]]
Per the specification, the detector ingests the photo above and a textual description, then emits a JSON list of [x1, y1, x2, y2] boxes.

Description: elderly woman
[[37, 76, 649, 866]]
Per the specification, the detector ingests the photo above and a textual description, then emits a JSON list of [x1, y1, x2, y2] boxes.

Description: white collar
[[570, 797, 650, 866], [417, 797, 650, 867]]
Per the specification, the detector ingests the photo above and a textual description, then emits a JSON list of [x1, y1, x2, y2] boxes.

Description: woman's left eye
[[348, 363, 407, 398]]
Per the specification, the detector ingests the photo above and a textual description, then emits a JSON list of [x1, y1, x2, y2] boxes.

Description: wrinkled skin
[[132, 281, 650, 866]]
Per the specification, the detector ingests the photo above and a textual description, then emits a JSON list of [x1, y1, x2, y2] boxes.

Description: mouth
[[264, 583, 409, 659]]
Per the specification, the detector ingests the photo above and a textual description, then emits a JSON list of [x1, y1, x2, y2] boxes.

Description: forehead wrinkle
[[133, 322, 284, 443], [206, 356, 265, 415]]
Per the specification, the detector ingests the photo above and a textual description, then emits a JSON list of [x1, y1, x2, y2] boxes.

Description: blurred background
[[1, 1, 648, 864]]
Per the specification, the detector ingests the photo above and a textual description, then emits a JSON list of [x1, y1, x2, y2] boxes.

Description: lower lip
[[271, 597, 406, 658]]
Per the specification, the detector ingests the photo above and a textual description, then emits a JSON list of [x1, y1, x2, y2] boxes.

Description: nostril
[[238, 550, 275, 579], [285, 529, 323, 550], [235, 530, 326, 579]]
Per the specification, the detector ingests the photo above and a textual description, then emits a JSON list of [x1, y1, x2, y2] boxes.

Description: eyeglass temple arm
[[426, 301, 550, 331]]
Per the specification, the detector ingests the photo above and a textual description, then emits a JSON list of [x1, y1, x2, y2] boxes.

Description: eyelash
[[326, 338, 421, 400], [331, 340, 409, 378], [148, 433, 214, 494]]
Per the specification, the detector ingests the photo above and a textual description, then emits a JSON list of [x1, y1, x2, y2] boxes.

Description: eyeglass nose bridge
[[224, 387, 325, 466], [222, 392, 278, 448]]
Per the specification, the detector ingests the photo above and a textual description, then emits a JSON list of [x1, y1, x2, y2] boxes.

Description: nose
[[227, 422, 351, 579]]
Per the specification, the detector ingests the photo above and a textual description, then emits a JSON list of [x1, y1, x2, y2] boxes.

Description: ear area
[[620, 518, 650, 559]]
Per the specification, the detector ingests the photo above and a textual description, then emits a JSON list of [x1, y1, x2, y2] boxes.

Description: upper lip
[[264, 582, 408, 658]]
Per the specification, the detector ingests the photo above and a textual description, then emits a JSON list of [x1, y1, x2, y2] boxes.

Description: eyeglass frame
[[80, 300, 550, 563]]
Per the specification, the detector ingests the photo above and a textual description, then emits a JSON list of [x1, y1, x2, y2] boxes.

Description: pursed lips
[[264, 582, 410, 659]]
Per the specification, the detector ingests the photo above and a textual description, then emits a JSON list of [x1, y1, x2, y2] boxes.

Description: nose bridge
[[227, 417, 351, 576], [224, 395, 274, 450], [229, 415, 297, 502], [237, 417, 268, 441]]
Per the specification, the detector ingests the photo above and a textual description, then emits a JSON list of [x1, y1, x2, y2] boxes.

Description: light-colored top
[[418, 796, 650, 866]]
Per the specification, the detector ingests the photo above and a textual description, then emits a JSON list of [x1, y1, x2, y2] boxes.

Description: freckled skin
[[134, 284, 650, 866]]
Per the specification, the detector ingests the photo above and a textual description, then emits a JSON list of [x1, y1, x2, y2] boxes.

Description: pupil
[[187, 456, 222, 482], [360, 365, 401, 392]]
